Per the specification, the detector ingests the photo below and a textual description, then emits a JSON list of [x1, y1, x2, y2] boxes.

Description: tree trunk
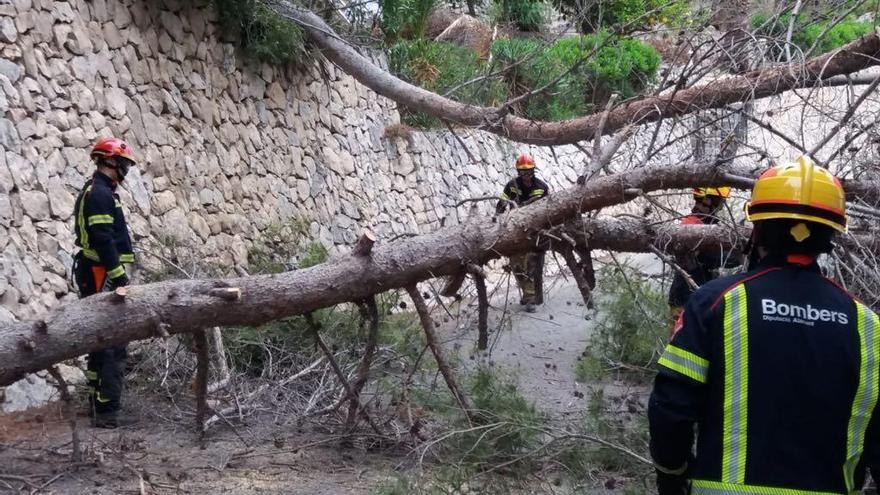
[[1, 162, 878, 386], [273, 3, 880, 145]]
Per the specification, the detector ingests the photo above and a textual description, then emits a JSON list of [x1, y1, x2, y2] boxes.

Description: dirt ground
[[0, 262, 659, 494]]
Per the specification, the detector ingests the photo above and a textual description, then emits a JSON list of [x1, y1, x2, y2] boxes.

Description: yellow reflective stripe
[[77, 185, 92, 251], [692, 480, 843, 495], [107, 265, 125, 279], [84, 370, 97, 380], [510, 187, 521, 195], [95, 392, 112, 404], [722, 285, 748, 484], [114, 200, 122, 208], [658, 344, 709, 383], [500, 192, 510, 200], [529, 188, 545, 196], [119, 253, 135, 263], [82, 249, 100, 261], [87, 214, 114, 226], [843, 303, 880, 491]]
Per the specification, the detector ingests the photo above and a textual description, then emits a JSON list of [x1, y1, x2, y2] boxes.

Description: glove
[[108, 272, 130, 289], [656, 470, 688, 495]]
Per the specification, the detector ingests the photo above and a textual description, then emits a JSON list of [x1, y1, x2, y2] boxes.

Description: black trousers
[[73, 253, 127, 414]]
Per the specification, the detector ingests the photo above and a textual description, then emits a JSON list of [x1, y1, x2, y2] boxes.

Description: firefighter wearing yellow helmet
[[667, 185, 737, 330], [496, 153, 550, 312], [649, 157, 880, 495]]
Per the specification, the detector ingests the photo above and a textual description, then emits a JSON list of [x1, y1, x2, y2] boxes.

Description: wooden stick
[[345, 298, 379, 431], [305, 314, 385, 436], [440, 270, 467, 298], [558, 248, 594, 310], [406, 285, 475, 426], [193, 330, 209, 441], [466, 265, 489, 351]]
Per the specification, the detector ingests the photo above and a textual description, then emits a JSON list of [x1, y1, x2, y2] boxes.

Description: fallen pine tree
[[2, 160, 878, 387]]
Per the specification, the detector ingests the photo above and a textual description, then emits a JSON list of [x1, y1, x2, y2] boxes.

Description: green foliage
[[387, 40, 508, 127], [751, 11, 874, 56], [380, 0, 437, 42], [211, 0, 310, 66], [225, 292, 413, 377], [448, 367, 543, 466], [552, 0, 690, 33], [585, 263, 667, 376], [491, 34, 660, 120], [493, 0, 547, 32], [247, 218, 327, 274]]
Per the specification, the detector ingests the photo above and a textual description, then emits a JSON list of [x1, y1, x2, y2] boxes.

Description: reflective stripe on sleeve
[[658, 344, 709, 383], [107, 265, 125, 279], [87, 214, 114, 226]]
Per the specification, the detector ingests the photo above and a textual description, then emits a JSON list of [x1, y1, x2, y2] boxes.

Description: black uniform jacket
[[650, 255, 880, 494]]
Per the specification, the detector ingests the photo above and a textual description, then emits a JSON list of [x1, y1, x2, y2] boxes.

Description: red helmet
[[515, 153, 536, 171], [91, 137, 135, 163]]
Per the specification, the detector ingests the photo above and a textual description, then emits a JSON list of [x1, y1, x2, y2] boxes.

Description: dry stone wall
[[0, 0, 586, 323]]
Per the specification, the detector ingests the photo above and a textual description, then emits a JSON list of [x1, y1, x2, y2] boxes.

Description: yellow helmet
[[746, 156, 846, 232], [693, 187, 731, 199]]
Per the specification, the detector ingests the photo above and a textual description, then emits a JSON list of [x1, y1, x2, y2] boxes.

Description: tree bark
[[1, 162, 878, 387], [274, 3, 880, 145]]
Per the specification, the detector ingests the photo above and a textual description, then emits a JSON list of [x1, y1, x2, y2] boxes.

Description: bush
[[212, 0, 310, 66], [449, 367, 543, 466], [493, 0, 547, 32], [387, 40, 508, 127], [491, 34, 660, 120], [752, 11, 874, 56], [380, 0, 438, 42], [247, 218, 328, 274], [585, 263, 667, 375], [552, 0, 690, 33]]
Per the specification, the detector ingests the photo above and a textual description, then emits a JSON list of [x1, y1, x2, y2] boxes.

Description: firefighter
[[667, 187, 734, 329], [649, 156, 880, 494], [72, 137, 137, 429], [496, 153, 550, 313]]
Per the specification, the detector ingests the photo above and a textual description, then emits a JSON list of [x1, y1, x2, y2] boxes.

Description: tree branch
[[274, 2, 880, 145]]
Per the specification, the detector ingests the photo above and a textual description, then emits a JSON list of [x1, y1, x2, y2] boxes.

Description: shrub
[[387, 40, 508, 127], [447, 367, 543, 467], [552, 0, 690, 33], [380, 0, 438, 42], [585, 263, 667, 375], [493, 0, 547, 32], [752, 11, 874, 57], [491, 33, 660, 120], [212, 0, 310, 66], [247, 218, 327, 274]]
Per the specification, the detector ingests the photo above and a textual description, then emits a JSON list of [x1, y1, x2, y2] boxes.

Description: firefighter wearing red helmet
[[72, 137, 137, 428], [496, 153, 550, 312]]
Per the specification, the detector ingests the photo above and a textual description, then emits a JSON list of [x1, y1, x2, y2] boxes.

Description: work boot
[[92, 411, 137, 429], [524, 303, 537, 313]]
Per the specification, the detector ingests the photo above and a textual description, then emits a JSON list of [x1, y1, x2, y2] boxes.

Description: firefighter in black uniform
[[649, 156, 880, 494], [72, 137, 137, 428], [668, 187, 738, 331], [496, 153, 550, 313]]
